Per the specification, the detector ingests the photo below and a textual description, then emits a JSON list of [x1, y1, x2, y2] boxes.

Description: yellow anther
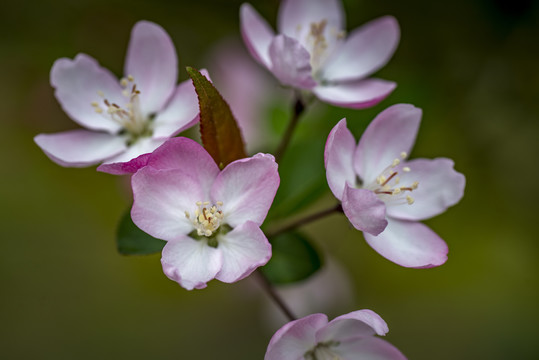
[[216, 201, 223, 206], [411, 181, 419, 190], [91, 101, 99, 107], [184, 211, 190, 219], [127, 74, 135, 82], [400, 151, 407, 159], [203, 201, 210, 206], [394, 177, 400, 184], [94, 108, 103, 114], [97, 90, 104, 97], [196, 201, 202, 206], [406, 195, 415, 205], [392, 158, 400, 167], [392, 188, 401, 195], [403, 166, 411, 172], [120, 78, 128, 87], [377, 175, 387, 185]]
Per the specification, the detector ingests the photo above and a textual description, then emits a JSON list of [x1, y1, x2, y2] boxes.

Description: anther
[[120, 78, 128, 87], [97, 90, 104, 97], [400, 151, 407, 159], [403, 167, 411, 172], [127, 75, 134, 82], [406, 195, 415, 205], [392, 158, 400, 167]]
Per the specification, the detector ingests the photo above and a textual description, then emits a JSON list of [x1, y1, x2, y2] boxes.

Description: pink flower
[[325, 104, 465, 268], [34, 21, 200, 174], [265, 310, 406, 360], [240, 0, 399, 109], [130, 137, 279, 290]]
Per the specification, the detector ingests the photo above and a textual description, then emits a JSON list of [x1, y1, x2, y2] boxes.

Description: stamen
[[120, 78, 128, 87], [400, 151, 408, 159], [392, 158, 400, 167], [403, 167, 411, 172], [381, 172, 397, 186], [127, 74, 134, 82], [188, 201, 225, 238], [406, 195, 414, 205]]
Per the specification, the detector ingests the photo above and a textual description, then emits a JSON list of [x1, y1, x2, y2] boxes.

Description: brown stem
[[255, 270, 297, 322], [266, 203, 343, 238], [274, 96, 305, 163]]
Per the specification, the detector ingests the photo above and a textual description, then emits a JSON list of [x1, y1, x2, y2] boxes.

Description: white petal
[[50, 54, 124, 132], [34, 130, 126, 167], [364, 218, 448, 268], [215, 221, 271, 283], [354, 104, 421, 183], [322, 16, 400, 82], [161, 236, 223, 290], [124, 21, 177, 116], [131, 167, 205, 241]]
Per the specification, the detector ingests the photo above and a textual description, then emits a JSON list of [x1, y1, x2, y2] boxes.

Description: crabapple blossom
[[130, 137, 279, 290], [240, 0, 399, 109], [34, 21, 201, 174], [265, 309, 406, 360], [324, 104, 465, 268]]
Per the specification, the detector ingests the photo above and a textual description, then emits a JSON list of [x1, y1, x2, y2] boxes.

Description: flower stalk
[[255, 270, 297, 322], [274, 95, 305, 163], [266, 203, 343, 238]]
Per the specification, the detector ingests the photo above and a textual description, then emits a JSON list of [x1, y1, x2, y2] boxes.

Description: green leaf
[[116, 210, 166, 255], [266, 136, 328, 221], [186, 67, 246, 168], [261, 232, 322, 285]]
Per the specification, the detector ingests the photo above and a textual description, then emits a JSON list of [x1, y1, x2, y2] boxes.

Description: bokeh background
[[2, 0, 538, 358]]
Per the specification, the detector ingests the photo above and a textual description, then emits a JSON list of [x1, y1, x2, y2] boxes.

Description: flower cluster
[[35, 0, 466, 358]]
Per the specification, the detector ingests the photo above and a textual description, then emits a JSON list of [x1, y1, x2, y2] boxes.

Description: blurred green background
[[2, 0, 538, 358]]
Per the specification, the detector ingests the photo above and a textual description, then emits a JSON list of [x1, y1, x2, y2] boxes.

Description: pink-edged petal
[[324, 118, 357, 200], [147, 137, 220, 195], [99, 138, 166, 167], [34, 130, 127, 167], [152, 69, 208, 138], [240, 3, 275, 68], [342, 185, 388, 236], [278, 0, 345, 43], [269, 35, 317, 89], [211, 153, 279, 227], [125, 21, 177, 116], [354, 104, 421, 183], [334, 337, 407, 360], [387, 158, 465, 221], [96, 152, 151, 175], [161, 236, 223, 290], [322, 16, 400, 82], [214, 221, 271, 283], [316, 310, 388, 345], [99, 137, 165, 169], [313, 79, 396, 109], [265, 313, 328, 360], [50, 54, 124, 132], [364, 218, 448, 268], [131, 167, 204, 241]]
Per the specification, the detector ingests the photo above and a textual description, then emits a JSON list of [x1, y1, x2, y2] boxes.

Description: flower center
[[185, 201, 225, 237], [304, 341, 341, 360], [304, 19, 346, 76], [91, 75, 153, 143], [364, 151, 419, 206]]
